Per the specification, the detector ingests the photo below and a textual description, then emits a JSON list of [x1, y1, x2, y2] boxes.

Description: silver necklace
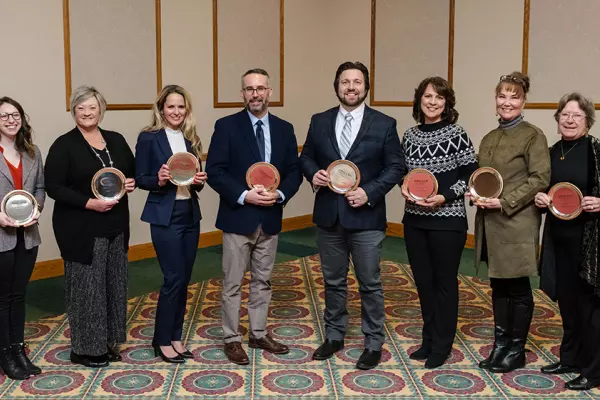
[[87, 133, 114, 168]]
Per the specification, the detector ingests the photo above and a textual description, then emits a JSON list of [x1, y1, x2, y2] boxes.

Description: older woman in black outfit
[[536, 92, 600, 391], [0, 97, 44, 380], [45, 86, 135, 368]]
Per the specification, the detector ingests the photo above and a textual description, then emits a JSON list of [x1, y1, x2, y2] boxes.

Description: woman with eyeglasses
[[135, 85, 206, 363], [535, 93, 600, 391], [0, 97, 44, 380], [45, 86, 136, 368], [471, 72, 550, 373]]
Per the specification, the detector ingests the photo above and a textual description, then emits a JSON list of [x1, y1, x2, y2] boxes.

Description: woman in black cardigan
[[536, 92, 600, 391], [45, 86, 135, 368]]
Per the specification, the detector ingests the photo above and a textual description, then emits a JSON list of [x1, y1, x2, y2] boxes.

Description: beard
[[337, 90, 366, 108], [245, 97, 269, 115]]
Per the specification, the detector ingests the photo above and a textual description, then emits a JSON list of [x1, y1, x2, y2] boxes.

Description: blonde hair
[[70, 85, 107, 122], [143, 85, 202, 157]]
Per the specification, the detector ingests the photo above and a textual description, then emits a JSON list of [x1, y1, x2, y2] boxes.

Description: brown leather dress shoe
[[224, 342, 250, 365], [249, 335, 289, 354]]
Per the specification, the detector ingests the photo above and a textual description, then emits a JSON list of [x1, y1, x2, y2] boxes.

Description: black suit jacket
[[206, 110, 302, 235], [300, 105, 405, 230]]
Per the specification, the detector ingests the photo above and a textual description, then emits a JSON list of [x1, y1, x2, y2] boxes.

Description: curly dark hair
[[412, 76, 458, 124], [0, 97, 35, 157]]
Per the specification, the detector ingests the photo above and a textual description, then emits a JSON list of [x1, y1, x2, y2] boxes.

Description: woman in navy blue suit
[[135, 85, 206, 363]]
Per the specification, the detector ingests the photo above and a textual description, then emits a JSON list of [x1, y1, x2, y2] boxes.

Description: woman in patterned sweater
[[401, 77, 478, 368]]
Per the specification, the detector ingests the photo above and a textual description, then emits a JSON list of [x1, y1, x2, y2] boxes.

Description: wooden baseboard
[[32, 216, 484, 281], [31, 214, 316, 281], [386, 222, 475, 249]]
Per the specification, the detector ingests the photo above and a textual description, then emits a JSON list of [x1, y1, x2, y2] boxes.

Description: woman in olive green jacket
[[471, 72, 550, 374]]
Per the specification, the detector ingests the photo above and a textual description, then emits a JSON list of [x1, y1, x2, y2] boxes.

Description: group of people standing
[[0, 62, 599, 391]]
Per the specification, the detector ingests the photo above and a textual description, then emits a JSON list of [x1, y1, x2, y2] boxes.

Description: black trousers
[[0, 230, 38, 348], [552, 222, 600, 379], [404, 225, 467, 356], [151, 200, 199, 346]]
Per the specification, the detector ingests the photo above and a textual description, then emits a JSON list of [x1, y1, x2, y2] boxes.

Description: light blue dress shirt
[[237, 111, 285, 204]]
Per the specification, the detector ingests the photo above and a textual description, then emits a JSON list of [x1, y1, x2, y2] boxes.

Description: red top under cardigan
[[0, 145, 23, 190]]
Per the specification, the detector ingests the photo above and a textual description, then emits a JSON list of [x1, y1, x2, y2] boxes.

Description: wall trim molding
[[521, 0, 600, 110], [31, 213, 315, 281], [369, 0, 455, 107], [212, 0, 284, 108], [33, 218, 479, 281], [62, 0, 162, 111]]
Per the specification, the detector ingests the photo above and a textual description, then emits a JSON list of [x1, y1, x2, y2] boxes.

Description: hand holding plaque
[[403, 168, 438, 201], [548, 182, 583, 220], [246, 162, 280, 192], [1, 190, 39, 227], [92, 167, 126, 201], [167, 152, 200, 186], [468, 167, 503, 199], [327, 160, 360, 194]]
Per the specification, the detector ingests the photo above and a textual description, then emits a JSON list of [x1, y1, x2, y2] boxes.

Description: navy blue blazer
[[300, 105, 405, 230], [205, 110, 302, 235], [135, 129, 202, 227]]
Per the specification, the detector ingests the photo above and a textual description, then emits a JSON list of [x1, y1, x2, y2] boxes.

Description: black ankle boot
[[479, 297, 511, 370], [11, 343, 42, 375], [0, 346, 30, 380], [490, 301, 532, 373]]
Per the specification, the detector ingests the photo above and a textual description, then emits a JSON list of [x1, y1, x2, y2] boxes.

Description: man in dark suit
[[300, 61, 405, 370], [206, 68, 302, 365]]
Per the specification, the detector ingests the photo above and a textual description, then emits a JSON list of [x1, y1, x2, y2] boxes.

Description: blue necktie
[[255, 120, 265, 162]]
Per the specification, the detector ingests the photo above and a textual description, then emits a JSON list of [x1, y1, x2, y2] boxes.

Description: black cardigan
[[45, 127, 135, 264]]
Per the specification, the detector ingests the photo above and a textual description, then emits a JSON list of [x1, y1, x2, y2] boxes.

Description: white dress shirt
[[237, 111, 285, 205], [335, 102, 365, 158], [165, 127, 191, 200]]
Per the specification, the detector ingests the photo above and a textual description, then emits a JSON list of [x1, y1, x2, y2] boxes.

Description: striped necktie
[[339, 113, 353, 159]]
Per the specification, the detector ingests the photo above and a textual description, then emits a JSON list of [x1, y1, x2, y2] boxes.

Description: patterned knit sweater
[[401, 120, 478, 231]]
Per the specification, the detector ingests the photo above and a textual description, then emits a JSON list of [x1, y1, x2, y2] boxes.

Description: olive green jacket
[[474, 121, 551, 278]]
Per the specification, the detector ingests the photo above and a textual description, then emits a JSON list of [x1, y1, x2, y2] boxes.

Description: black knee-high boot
[[479, 297, 511, 370], [490, 300, 532, 373]]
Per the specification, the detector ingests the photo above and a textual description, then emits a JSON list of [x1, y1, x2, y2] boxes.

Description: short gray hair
[[70, 85, 107, 121], [554, 92, 596, 130]]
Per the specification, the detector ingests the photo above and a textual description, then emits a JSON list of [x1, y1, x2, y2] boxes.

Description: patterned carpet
[[1, 255, 598, 399]]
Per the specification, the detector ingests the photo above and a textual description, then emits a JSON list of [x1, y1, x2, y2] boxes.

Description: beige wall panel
[[216, 0, 281, 104], [69, 0, 158, 105], [527, 0, 600, 103], [373, 0, 450, 103]]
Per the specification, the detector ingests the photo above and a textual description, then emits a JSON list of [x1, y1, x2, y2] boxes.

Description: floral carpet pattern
[[1, 255, 598, 399]]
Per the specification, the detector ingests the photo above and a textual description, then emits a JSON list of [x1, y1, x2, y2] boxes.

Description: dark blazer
[[0, 145, 45, 252], [205, 110, 302, 235], [300, 105, 405, 230], [135, 129, 202, 227], [45, 128, 134, 264]]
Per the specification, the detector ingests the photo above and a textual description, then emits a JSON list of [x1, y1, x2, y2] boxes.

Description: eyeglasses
[[499, 75, 521, 83], [243, 86, 270, 95], [0, 112, 21, 121], [559, 112, 585, 122]]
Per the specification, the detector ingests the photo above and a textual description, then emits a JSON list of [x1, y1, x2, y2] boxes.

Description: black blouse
[[45, 127, 135, 264], [548, 136, 591, 226]]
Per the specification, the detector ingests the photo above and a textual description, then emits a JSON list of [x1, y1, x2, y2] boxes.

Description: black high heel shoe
[[175, 349, 194, 359], [153, 345, 185, 363]]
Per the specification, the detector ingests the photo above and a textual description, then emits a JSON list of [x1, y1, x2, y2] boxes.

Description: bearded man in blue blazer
[[206, 68, 302, 365], [300, 61, 405, 370]]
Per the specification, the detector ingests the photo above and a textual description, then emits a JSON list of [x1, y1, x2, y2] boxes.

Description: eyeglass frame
[[242, 86, 271, 95], [559, 112, 586, 122], [0, 112, 21, 121]]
